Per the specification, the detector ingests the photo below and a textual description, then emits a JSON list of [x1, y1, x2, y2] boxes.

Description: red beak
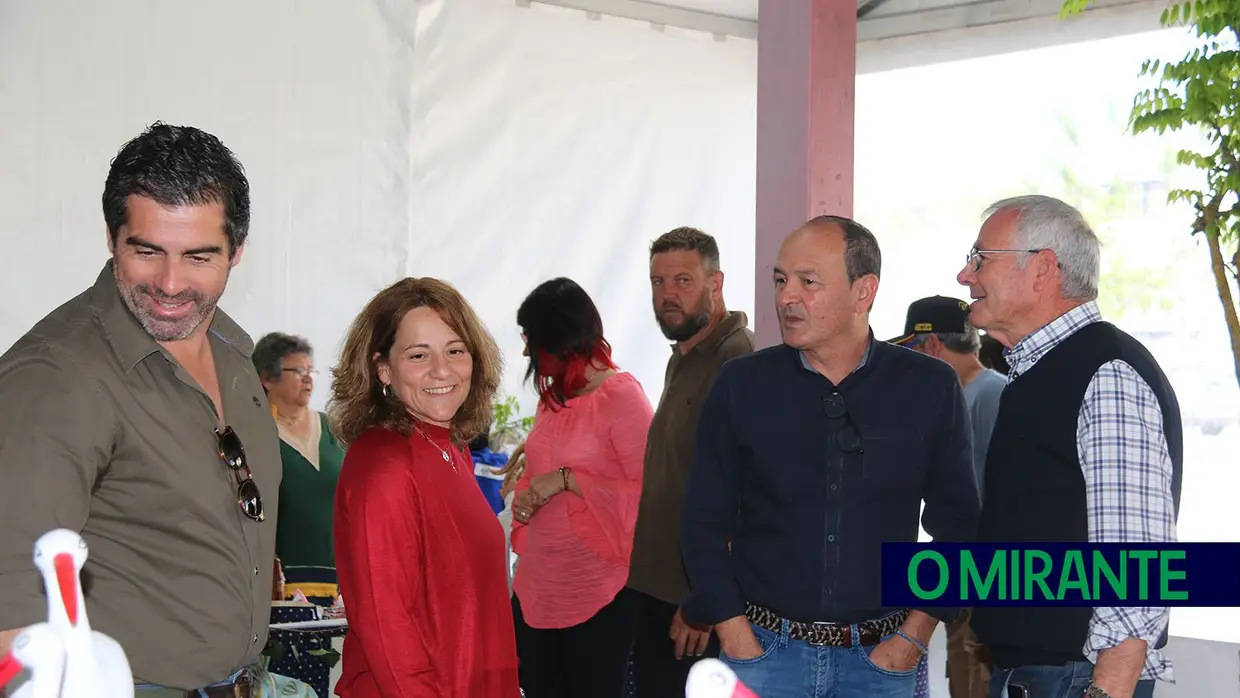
[[0, 653, 23, 687], [54, 553, 79, 627]]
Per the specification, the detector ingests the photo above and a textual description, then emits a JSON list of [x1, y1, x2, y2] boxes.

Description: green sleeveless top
[[275, 411, 346, 570]]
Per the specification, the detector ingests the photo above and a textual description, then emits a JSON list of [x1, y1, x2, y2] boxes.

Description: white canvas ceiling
[[532, 0, 1165, 71]]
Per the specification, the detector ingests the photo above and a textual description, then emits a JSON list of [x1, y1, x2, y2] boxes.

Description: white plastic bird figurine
[[0, 623, 67, 698], [33, 529, 134, 698], [685, 658, 760, 698]]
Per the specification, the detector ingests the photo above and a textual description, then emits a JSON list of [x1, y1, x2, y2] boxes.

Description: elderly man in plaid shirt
[[956, 195, 1183, 698]]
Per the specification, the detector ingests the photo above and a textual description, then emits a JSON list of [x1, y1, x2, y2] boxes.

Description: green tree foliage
[[1027, 111, 1178, 323], [490, 394, 533, 449], [1063, 0, 1240, 388]]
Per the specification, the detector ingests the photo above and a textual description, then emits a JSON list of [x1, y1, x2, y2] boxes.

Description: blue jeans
[[989, 661, 1156, 698], [135, 666, 248, 696], [720, 618, 923, 698]]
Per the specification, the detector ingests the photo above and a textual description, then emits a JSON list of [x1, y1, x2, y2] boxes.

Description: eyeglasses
[[821, 391, 864, 454], [282, 367, 318, 380], [215, 426, 265, 522], [965, 246, 1064, 272]]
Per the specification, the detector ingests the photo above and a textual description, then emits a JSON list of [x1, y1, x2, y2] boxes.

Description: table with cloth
[[267, 602, 349, 698]]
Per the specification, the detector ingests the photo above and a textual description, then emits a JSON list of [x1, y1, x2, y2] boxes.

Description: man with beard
[[0, 123, 280, 696], [623, 227, 754, 697]]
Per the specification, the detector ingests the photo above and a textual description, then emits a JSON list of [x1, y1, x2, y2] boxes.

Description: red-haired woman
[[507, 277, 653, 698]]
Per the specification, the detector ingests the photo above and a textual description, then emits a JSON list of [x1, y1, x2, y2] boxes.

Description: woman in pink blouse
[[508, 277, 653, 698]]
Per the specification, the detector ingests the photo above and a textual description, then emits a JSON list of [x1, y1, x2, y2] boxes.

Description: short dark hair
[[517, 277, 615, 410], [649, 226, 721, 272], [979, 334, 1011, 375], [102, 122, 251, 256], [468, 427, 491, 453], [806, 214, 881, 283], [253, 332, 314, 383]]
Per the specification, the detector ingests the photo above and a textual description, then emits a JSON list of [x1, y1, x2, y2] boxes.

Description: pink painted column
[[754, 0, 858, 348]]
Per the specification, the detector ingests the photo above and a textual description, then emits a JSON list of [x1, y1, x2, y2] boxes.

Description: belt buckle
[[803, 619, 847, 648]]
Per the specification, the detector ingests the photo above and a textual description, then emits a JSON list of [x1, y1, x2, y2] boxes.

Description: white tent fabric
[[4, 3, 1240, 695], [0, 0, 758, 414]]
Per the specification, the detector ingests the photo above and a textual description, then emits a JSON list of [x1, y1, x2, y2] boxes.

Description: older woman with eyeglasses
[[329, 278, 520, 698], [253, 332, 348, 604]]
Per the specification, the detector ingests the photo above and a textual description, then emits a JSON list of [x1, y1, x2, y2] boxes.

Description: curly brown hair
[[328, 277, 503, 446]]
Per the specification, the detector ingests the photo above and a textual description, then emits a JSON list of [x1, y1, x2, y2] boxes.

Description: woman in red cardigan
[[328, 277, 520, 698]]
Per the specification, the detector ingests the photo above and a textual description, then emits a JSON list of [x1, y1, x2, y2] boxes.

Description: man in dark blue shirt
[[681, 215, 981, 698]]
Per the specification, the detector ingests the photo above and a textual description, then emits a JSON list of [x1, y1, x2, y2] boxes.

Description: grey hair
[[936, 328, 982, 355], [983, 195, 1100, 300], [253, 332, 313, 383]]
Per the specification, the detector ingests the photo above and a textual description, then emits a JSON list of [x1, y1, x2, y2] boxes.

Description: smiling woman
[[325, 277, 519, 698]]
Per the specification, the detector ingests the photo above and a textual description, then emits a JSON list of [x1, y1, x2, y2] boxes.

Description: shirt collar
[[688, 310, 749, 354], [668, 310, 750, 358], [91, 259, 254, 371], [1004, 300, 1103, 381], [799, 329, 874, 376]]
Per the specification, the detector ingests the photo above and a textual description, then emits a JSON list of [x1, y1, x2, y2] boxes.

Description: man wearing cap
[[890, 295, 1006, 698], [890, 296, 1006, 498]]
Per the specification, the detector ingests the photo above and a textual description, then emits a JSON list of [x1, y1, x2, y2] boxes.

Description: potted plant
[[489, 394, 534, 452]]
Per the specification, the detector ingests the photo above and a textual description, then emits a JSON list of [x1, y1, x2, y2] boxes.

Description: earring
[[382, 383, 396, 400]]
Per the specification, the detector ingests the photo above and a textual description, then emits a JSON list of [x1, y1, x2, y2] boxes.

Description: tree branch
[[1204, 230, 1240, 389]]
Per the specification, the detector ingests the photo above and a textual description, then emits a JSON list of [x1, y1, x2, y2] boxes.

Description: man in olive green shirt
[[624, 227, 755, 697], [0, 123, 281, 694]]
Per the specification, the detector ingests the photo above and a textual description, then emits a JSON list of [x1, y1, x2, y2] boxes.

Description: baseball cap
[[888, 295, 971, 345]]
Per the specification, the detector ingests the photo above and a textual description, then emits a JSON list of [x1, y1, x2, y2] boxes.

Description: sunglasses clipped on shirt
[[821, 391, 864, 454], [215, 426, 265, 522]]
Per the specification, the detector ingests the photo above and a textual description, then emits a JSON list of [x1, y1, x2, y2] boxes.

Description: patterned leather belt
[[745, 603, 910, 648]]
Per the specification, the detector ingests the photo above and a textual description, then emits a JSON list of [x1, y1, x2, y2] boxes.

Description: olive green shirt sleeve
[[0, 343, 113, 630]]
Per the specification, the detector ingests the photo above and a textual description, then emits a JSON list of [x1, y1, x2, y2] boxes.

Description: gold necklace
[[414, 426, 458, 472], [277, 412, 306, 428]]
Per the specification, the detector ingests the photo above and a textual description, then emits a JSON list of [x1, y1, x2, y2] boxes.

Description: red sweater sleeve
[[565, 378, 652, 565], [336, 439, 438, 697]]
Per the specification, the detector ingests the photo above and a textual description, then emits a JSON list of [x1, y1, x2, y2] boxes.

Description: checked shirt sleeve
[[1076, 359, 1177, 682]]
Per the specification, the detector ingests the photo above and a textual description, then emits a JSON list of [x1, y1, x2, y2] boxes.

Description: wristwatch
[[1084, 681, 1113, 698]]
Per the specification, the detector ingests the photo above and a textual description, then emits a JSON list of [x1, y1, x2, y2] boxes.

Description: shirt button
[[254, 567, 259, 576], [827, 534, 835, 542], [252, 633, 259, 643], [830, 484, 837, 491]]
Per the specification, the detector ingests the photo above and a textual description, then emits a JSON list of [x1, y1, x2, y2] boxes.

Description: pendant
[[441, 451, 449, 462]]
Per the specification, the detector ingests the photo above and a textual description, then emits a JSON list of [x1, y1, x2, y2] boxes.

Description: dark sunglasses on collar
[[821, 391, 864, 454], [215, 426, 265, 522]]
